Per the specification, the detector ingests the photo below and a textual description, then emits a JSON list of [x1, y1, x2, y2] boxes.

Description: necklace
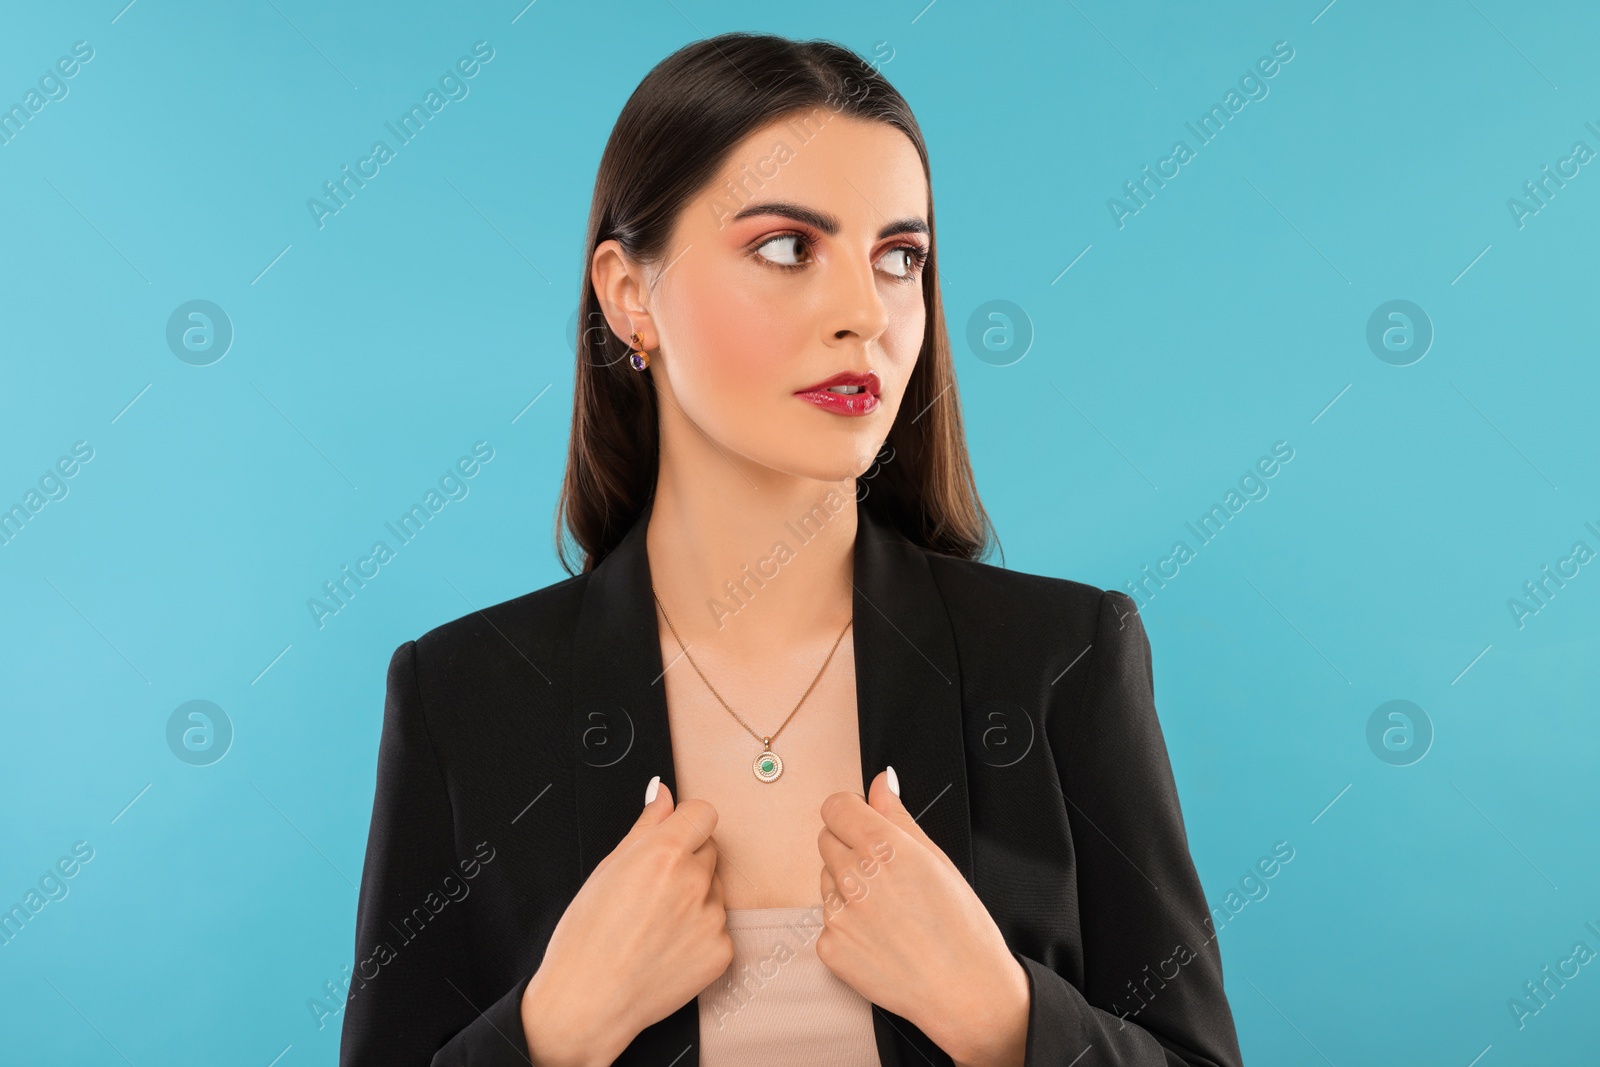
[[651, 584, 852, 783]]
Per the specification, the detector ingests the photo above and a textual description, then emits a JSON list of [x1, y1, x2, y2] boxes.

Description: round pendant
[[753, 749, 783, 783]]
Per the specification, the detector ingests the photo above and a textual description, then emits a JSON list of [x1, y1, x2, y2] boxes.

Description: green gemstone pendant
[[753, 743, 783, 783]]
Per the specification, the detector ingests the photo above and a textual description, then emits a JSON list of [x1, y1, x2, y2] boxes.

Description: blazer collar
[[569, 493, 974, 884]]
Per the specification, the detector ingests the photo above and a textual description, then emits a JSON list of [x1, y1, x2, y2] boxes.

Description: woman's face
[[594, 110, 930, 483]]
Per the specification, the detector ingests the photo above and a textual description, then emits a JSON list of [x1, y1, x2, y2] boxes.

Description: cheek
[[880, 289, 926, 391], [692, 295, 782, 390], [667, 261, 807, 399], [891, 295, 924, 354]]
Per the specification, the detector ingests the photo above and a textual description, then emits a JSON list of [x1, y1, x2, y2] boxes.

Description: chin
[[735, 435, 872, 485], [777, 441, 885, 484], [729, 405, 896, 484]]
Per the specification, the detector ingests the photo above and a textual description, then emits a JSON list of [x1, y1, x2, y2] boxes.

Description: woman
[[340, 32, 1243, 1067]]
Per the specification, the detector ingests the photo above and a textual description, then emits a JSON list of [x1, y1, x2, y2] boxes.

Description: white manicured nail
[[886, 765, 900, 798], [645, 775, 661, 805]]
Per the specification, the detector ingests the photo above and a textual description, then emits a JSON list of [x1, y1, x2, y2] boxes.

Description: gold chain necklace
[[651, 584, 852, 783]]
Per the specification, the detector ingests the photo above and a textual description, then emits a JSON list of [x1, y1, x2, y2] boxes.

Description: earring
[[628, 331, 650, 371]]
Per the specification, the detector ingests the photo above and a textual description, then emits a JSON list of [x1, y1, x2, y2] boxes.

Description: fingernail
[[886, 765, 900, 798], [645, 775, 661, 805]]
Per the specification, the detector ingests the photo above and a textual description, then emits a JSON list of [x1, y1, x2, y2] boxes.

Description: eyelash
[[751, 232, 930, 284]]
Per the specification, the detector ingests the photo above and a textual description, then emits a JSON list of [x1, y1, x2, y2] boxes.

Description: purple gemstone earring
[[628, 331, 650, 371]]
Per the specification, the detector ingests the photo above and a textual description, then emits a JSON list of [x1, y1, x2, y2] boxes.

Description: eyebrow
[[729, 201, 929, 241]]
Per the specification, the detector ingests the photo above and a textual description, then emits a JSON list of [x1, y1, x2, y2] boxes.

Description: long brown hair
[[556, 32, 996, 575]]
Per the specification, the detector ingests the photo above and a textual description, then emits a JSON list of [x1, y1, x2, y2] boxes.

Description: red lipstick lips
[[793, 371, 881, 417]]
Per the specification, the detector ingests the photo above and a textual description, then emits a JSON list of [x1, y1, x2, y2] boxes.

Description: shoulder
[[923, 549, 1139, 637], [408, 569, 591, 681], [918, 551, 1153, 720], [384, 571, 592, 761]]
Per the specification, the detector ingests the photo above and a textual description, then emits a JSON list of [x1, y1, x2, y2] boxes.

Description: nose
[[822, 253, 890, 351]]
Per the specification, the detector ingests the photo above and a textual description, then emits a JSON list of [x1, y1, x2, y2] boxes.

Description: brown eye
[[754, 234, 811, 268], [876, 247, 914, 278], [875, 243, 929, 282]]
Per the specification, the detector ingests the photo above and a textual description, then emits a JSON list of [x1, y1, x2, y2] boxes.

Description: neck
[[646, 439, 858, 652]]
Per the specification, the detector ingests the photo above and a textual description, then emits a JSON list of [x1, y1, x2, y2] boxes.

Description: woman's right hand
[[521, 776, 732, 1066]]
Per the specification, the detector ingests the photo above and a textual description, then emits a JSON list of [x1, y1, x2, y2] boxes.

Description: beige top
[[697, 904, 882, 1066]]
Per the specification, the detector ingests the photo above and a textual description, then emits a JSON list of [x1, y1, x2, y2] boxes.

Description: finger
[[691, 831, 721, 870], [818, 823, 885, 881], [865, 768, 927, 843], [865, 768, 955, 871], [816, 824, 855, 881], [662, 796, 719, 852], [818, 788, 890, 852], [605, 776, 672, 870], [819, 863, 842, 918], [631, 776, 674, 832], [818, 832, 881, 907]]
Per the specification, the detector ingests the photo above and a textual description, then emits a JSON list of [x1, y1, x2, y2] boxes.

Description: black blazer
[[339, 499, 1244, 1066]]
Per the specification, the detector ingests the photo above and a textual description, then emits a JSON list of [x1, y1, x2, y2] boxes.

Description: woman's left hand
[[816, 768, 1031, 1067]]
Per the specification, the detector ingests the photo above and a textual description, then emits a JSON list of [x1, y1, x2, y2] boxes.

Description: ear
[[590, 238, 656, 350]]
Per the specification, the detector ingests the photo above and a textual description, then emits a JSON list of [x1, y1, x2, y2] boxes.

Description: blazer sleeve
[[1009, 589, 1244, 1067], [340, 639, 536, 1066]]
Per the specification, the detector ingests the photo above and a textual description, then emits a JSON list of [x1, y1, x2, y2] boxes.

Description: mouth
[[793, 371, 881, 417]]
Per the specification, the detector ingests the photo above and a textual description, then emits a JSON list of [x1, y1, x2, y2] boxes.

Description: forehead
[[706, 110, 928, 227]]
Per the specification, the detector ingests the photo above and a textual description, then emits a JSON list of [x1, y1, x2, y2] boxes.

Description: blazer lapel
[[569, 496, 972, 1065], [851, 503, 973, 1067], [850, 504, 973, 882], [569, 498, 674, 883]]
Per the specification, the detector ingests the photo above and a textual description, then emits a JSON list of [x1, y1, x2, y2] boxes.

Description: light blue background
[[2, 1, 1596, 1063]]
